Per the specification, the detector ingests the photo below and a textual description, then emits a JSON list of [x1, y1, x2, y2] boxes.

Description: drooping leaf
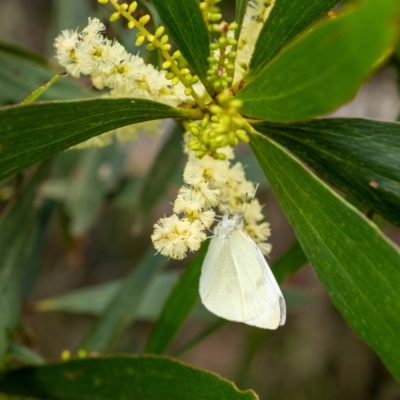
[[145, 242, 209, 354], [254, 118, 400, 226], [250, 133, 400, 380], [248, 0, 339, 78], [151, 0, 212, 93], [81, 248, 168, 353], [0, 356, 259, 400], [237, 0, 399, 121], [0, 98, 188, 182]]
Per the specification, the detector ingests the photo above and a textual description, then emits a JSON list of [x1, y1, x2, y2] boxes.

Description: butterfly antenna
[[250, 183, 260, 205], [244, 183, 260, 215]]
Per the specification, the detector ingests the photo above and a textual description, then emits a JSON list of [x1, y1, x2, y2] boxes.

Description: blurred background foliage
[[0, 0, 400, 399]]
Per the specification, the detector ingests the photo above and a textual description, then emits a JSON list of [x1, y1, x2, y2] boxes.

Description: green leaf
[[0, 356, 258, 400], [235, 0, 249, 39], [248, 0, 339, 78], [0, 98, 188, 183], [82, 248, 168, 353], [0, 174, 39, 358], [237, 0, 399, 121], [0, 47, 90, 105], [22, 73, 66, 104], [273, 241, 308, 283], [254, 118, 400, 226], [137, 123, 185, 221], [250, 133, 400, 380], [145, 242, 209, 354], [33, 271, 185, 320], [7, 342, 44, 366], [150, 0, 212, 93]]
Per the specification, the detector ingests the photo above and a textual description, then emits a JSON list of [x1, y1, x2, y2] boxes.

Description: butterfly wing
[[243, 239, 286, 328], [200, 228, 282, 328]]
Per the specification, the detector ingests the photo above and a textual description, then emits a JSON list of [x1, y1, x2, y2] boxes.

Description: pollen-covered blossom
[[152, 134, 272, 259], [234, 0, 276, 82], [55, 18, 188, 149], [152, 215, 206, 260], [54, 18, 187, 106]]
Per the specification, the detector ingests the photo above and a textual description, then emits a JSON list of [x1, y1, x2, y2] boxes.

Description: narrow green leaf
[[7, 342, 44, 366], [0, 174, 39, 358], [0, 356, 259, 400], [22, 73, 66, 104], [248, 0, 339, 78], [254, 118, 400, 226], [151, 0, 212, 93], [251, 133, 400, 380], [33, 272, 183, 321], [235, 0, 249, 39], [82, 248, 168, 353], [145, 242, 209, 354], [0, 98, 187, 182], [237, 0, 399, 121], [273, 241, 308, 283], [137, 123, 185, 220]]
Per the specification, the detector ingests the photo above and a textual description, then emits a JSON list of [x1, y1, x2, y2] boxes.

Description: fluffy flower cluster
[[152, 141, 272, 260], [54, 18, 189, 149], [54, 18, 187, 107]]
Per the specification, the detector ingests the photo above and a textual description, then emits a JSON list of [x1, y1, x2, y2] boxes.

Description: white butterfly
[[199, 212, 286, 329]]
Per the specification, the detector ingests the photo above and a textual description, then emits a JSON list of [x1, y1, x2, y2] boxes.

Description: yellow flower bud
[[128, 1, 138, 13], [61, 350, 71, 361], [155, 26, 165, 37], [172, 50, 181, 59], [139, 15, 151, 25], [110, 12, 120, 21], [135, 35, 145, 46], [215, 152, 227, 160], [236, 129, 250, 143]]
